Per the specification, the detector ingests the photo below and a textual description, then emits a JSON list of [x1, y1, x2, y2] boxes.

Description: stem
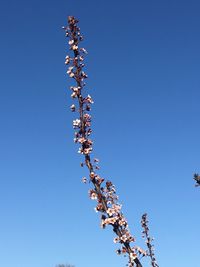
[[64, 16, 143, 267]]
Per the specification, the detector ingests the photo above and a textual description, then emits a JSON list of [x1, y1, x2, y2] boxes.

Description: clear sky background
[[0, 0, 200, 267]]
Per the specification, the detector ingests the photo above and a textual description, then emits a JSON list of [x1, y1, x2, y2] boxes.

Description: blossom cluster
[[141, 213, 159, 267], [63, 16, 143, 267]]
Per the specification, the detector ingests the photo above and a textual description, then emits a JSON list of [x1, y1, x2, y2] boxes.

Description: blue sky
[[0, 0, 200, 267]]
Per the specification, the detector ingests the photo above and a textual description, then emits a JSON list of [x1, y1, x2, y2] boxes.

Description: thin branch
[[141, 213, 159, 267], [63, 16, 143, 267], [193, 173, 200, 187]]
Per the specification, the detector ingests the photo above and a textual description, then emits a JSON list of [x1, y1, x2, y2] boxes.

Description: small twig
[[193, 173, 200, 187], [141, 213, 159, 267]]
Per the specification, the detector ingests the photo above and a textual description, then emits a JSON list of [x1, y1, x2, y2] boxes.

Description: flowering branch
[[63, 16, 143, 267], [141, 214, 159, 267], [193, 173, 200, 187]]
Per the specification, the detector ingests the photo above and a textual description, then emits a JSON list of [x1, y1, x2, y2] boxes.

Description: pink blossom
[[69, 72, 75, 78], [78, 137, 86, 144], [83, 147, 92, 155], [73, 119, 81, 128], [70, 104, 76, 111], [71, 92, 77, 98], [113, 237, 120, 243], [68, 40, 74, 45], [65, 55, 70, 64], [80, 47, 88, 54], [72, 44, 78, 50], [105, 217, 118, 224], [67, 66, 73, 74], [89, 189, 97, 200], [84, 94, 94, 104], [90, 172, 95, 179]]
